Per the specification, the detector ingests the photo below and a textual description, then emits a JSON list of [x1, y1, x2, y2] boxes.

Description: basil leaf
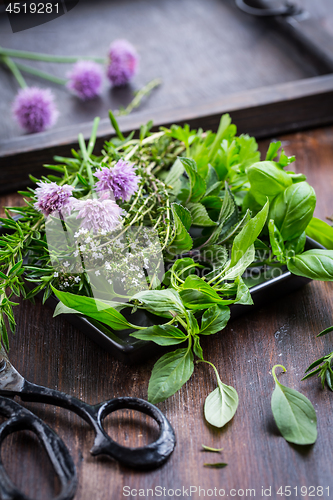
[[148, 348, 194, 404], [188, 311, 199, 334], [200, 305, 230, 335], [247, 161, 292, 205], [51, 287, 133, 331], [287, 249, 333, 281], [187, 202, 217, 227], [234, 276, 253, 305], [130, 325, 187, 346], [317, 325, 333, 337], [268, 219, 285, 263], [193, 335, 204, 360], [306, 217, 333, 250], [230, 201, 269, 267], [284, 232, 306, 257], [271, 364, 317, 445], [132, 288, 186, 315], [204, 364, 238, 428], [269, 182, 316, 241], [223, 244, 255, 281], [170, 203, 193, 253], [180, 276, 233, 309], [179, 157, 206, 203]]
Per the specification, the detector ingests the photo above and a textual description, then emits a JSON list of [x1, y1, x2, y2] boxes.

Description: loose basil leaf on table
[[287, 250, 333, 281], [271, 364, 317, 445], [204, 363, 239, 428], [148, 348, 194, 404]]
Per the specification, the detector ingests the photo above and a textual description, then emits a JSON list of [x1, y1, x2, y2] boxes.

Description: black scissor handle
[[90, 397, 176, 469], [19, 382, 176, 470], [235, 0, 302, 17], [0, 396, 77, 500]]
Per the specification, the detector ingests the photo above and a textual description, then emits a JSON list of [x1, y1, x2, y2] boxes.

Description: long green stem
[[15, 62, 67, 85], [118, 78, 162, 116], [0, 55, 27, 88], [0, 47, 105, 64]]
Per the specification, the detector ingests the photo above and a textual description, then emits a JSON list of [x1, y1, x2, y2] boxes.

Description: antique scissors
[[0, 349, 176, 500]]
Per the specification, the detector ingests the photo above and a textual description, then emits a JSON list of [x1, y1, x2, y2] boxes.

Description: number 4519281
[[277, 486, 329, 497], [5, 3, 60, 14]]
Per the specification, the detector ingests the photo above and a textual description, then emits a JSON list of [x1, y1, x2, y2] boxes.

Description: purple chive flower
[[94, 160, 140, 201], [107, 39, 139, 87], [12, 87, 58, 133], [67, 61, 103, 100], [34, 182, 74, 216], [72, 197, 122, 233]]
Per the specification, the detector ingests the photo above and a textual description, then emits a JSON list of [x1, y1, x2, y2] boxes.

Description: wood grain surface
[[0, 125, 332, 500]]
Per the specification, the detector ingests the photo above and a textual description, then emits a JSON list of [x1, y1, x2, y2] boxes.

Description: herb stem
[[14, 62, 67, 85], [0, 55, 27, 88], [272, 364, 286, 385], [118, 78, 161, 116], [0, 47, 105, 64]]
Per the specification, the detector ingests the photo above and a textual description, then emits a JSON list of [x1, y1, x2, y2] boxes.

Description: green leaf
[[247, 161, 292, 205], [170, 203, 193, 253], [223, 244, 255, 281], [204, 463, 228, 468], [132, 288, 186, 315], [271, 364, 317, 445], [53, 302, 80, 317], [200, 305, 230, 335], [148, 348, 194, 404], [235, 134, 260, 172], [187, 203, 217, 227], [204, 364, 239, 428], [193, 335, 204, 360], [179, 157, 206, 203], [187, 310, 199, 334], [230, 200, 269, 267], [287, 249, 333, 281], [164, 158, 185, 189], [284, 232, 306, 257], [180, 276, 233, 309], [317, 325, 333, 337], [265, 141, 281, 161], [130, 324, 187, 346], [234, 276, 253, 305], [268, 219, 285, 263], [269, 182, 316, 241], [51, 287, 133, 331], [306, 217, 333, 250], [201, 445, 223, 453], [208, 114, 232, 163]]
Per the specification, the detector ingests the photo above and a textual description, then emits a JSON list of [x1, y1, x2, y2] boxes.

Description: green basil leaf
[[179, 157, 206, 203], [223, 244, 255, 281], [287, 249, 333, 281], [132, 288, 186, 315], [148, 348, 194, 404], [204, 365, 239, 428], [269, 182, 316, 241], [187, 202, 217, 227], [51, 287, 133, 331], [234, 276, 253, 305], [230, 200, 269, 267], [284, 232, 306, 257], [200, 305, 230, 335], [247, 161, 292, 205], [170, 203, 193, 253], [193, 335, 204, 360], [130, 325, 187, 346], [180, 276, 233, 309], [271, 364, 317, 445], [188, 310, 199, 334], [265, 142, 281, 161], [268, 219, 285, 262], [317, 325, 333, 337], [306, 217, 333, 250]]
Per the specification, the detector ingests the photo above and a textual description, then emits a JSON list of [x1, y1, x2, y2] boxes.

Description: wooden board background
[[0, 124, 332, 499]]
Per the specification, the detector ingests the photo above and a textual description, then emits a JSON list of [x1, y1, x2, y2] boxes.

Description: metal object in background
[[235, 0, 333, 73], [0, 349, 176, 499]]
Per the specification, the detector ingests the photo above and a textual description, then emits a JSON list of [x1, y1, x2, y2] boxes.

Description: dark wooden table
[[0, 124, 333, 500]]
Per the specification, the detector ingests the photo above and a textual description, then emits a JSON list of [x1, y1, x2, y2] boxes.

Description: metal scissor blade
[[0, 348, 25, 394]]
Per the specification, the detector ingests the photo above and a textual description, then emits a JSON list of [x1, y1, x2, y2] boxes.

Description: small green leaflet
[[287, 249, 333, 281], [178, 157, 206, 203], [317, 325, 333, 337], [204, 463, 228, 468], [204, 363, 239, 428], [268, 219, 286, 263], [130, 324, 187, 346], [132, 288, 186, 316], [170, 203, 193, 253], [271, 364, 317, 445], [193, 336, 204, 360], [51, 287, 133, 331], [306, 217, 333, 250], [164, 158, 184, 190], [187, 203, 217, 227], [199, 305, 230, 335], [201, 444, 223, 453], [148, 348, 194, 404], [234, 276, 253, 305], [222, 244, 255, 281], [180, 276, 233, 309], [230, 200, 269, 267]]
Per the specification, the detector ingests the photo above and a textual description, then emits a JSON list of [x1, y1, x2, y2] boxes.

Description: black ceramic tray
[[0, 215, 325, 362]]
